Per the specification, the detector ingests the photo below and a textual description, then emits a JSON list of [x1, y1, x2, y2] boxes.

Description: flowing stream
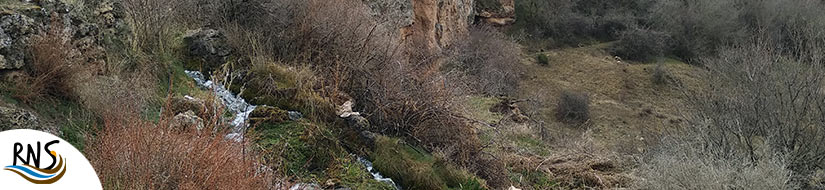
[[184, 70, 400, 189]]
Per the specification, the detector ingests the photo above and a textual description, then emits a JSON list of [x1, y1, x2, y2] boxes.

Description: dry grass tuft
[[14, 15, 80, 103]]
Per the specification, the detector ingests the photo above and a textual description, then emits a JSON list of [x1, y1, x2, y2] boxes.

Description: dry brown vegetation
[[13, 15, 80, 103], [87, 97, 276, 189]]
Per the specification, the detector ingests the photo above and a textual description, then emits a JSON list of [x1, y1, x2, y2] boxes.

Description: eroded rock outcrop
[[476, 0, 515, 25], [0, 105, 57, 134], [0, 0, 124, 72], [183, 28, 233, 74], [403, 0, 475, 53], [364, 0, 515, 57]]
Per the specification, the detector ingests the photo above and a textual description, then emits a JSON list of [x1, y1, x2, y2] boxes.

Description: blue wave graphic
[[4, 165, 56, 179]]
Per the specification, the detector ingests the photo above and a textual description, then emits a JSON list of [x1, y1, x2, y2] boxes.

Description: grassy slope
[[461, 43, 706, 189], [517, 44, 703, 154]]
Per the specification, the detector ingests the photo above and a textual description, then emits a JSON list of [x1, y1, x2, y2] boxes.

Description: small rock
[[337, 100, 360, 118], [508, 186, 522, 190], [347, 115, 370, 130], [288, 111, 303, 121], [289, 183, 321, 190], [170, 111, 204, 131]]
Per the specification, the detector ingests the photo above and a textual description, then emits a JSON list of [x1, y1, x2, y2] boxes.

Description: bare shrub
[[610, 28, 667, 62], [121, 0, 184, 53], [687, 40, 825, 187], [14, 16, 79, 103], [651, 63, 670, 85], [648, 0, 745, 61], [445, 25, 523, 96], [638, 134, 794, 190], [556, 91, 590, 124]]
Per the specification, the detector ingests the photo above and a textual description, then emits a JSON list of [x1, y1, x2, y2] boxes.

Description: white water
[[184, 70, 400, 189], [357, 156, 402, 189], [185, 70, 255, 141]]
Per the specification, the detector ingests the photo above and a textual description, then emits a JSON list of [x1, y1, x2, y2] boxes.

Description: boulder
[[346, 115, 370, 130], [183, 28, 232, 74], [170, 96, 207, 116], [170, 110, 205, 131]]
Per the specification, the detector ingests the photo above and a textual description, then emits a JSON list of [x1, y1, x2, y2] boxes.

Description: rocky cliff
[[364, 0, 513, 55]]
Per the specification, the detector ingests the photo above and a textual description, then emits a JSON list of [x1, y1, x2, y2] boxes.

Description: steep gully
[[184, 71, 401, 189]]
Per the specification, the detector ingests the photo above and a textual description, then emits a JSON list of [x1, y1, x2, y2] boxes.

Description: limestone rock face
[[363, 0, 414, 30], [404, 0, 475, 53], [0, 105, 57, 134], [476, 0, 516, 25], [0, 13, 37, 70], [0, 0, 125, 72]]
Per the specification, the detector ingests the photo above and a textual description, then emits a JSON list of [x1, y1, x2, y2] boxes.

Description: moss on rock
[[248, 105, 288, 125]]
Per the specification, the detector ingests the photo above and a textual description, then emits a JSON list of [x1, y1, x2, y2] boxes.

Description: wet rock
[[183, 28, 232, 74], [288, 111, 303, 121], [170, 110, 205, 131], [248, 106, 288, 125]]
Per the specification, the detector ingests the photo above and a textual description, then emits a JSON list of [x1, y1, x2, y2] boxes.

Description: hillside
[[2, 0, 825, 189]]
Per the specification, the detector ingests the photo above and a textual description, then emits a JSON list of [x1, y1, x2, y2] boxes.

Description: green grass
[[370, 136, 487, 190], [465, 96, 504, 124], [511, 135, 551, 156], [250, 120, 393, 188], [0, 90, 18, 105], [536, 54, 550, 66], [31, 99, 99, 151]]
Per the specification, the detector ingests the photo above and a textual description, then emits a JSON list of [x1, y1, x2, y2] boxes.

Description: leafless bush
[[651, 63, 670, 85], [637, 134, 794, 190], [687, 39, 825, 187], [556, 91, 590, 124], [610, 28, 667, 62], [445, 25, 523, 96], [648, 0, 745, 61]]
